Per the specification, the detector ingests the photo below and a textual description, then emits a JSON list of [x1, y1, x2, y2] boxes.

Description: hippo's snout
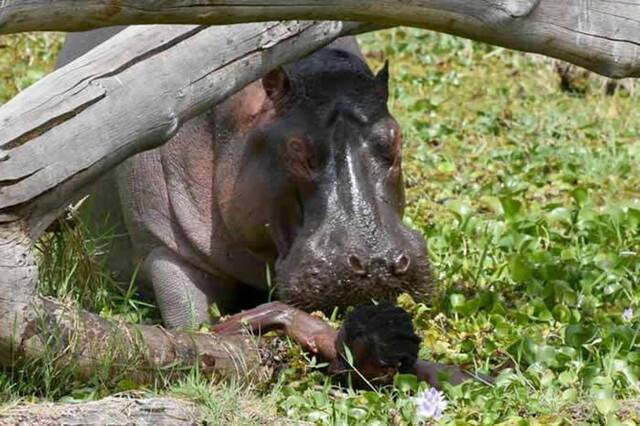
[[347, 252, 412, 276], [275, 227, 433, 312]]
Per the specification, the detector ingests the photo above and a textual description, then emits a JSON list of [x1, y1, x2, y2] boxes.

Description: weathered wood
[[0, 395, 203, 425], [0, 21, 362, 238], [15, 297, 263, 381], [0, 220, 38, 367], [1, 1, 639, 78], [0, 221, 263, 383]]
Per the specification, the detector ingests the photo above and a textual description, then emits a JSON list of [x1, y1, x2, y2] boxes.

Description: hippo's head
[[230, 48, 432, 311]]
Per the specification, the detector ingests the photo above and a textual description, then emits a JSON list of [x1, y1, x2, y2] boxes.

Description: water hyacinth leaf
[[446, 199, 473, 220], [555, 346, 578, 363], [571, 309, 582, 323], [499, 197, 522, 220], [571, 187, 589, 206], [594, 397, 619, 415], [437, 159, 457, 173], [560, 247, 577, 260], [561, 388, 578, 403], [514, 337, 537, 365], [348, 407, 368, 419], [605, 325, 636, 349], [558, 370, 578, 386], [552, 280, 577, 305], [480, 195, 504, 215], [565, 324, 597, 348], [534, 345, 558, 366], [540, 370, 555, 387], [362, 391, 380, 405], [546, 207, 572, 225], [510, 256, 533, 283], [603, 282, 622, 296], [553, 304, 572, 322], [394, 374, 419, 393], [410, 98, 440, 113], [306, 411, 328, 423], [532, 302, 553, 322], [526, 280, 545, 297], [594, 252, 619, 271], [449, 293, 466, 313]]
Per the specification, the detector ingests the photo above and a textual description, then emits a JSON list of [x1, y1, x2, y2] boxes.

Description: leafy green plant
[[0, 33, 61, 103]]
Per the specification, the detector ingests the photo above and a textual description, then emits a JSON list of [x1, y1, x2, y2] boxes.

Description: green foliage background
[[0, 28, 639, 424]]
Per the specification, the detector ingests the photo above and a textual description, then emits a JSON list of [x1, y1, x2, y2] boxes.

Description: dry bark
[[0, 222, 263, 384], [0, 394, 203, 425], [1, 0, 639, 77]]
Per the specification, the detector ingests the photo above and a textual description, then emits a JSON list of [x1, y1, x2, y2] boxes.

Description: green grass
[[0, 32, 60, 103], [1, 28, 639, 424]]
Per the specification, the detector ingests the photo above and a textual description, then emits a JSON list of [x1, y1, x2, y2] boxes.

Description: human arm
[[211, 301, 339, 361]]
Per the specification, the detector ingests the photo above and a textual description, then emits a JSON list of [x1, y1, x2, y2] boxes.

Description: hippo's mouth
[[274, 256, 433, 312]]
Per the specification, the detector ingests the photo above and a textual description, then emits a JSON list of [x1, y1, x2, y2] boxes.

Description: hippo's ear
[[262, 67, 291, 101], [375, 60, 390, 87]]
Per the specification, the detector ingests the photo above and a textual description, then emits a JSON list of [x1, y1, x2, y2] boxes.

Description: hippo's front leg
[[143, 247, 234, 329]]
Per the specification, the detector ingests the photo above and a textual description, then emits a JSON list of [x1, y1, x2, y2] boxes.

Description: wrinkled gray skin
[[57, 28, 432, 329]]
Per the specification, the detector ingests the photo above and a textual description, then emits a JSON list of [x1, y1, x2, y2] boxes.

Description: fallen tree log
[[0, 220, 263, 383], [0, 21, 361, 381], [1, 0, 639, 78], [0, 394, 203, 424]]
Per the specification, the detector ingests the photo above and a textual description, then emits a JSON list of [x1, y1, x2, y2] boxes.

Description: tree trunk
[[0, 21, 360, 382], [1, 1, 639, 78]]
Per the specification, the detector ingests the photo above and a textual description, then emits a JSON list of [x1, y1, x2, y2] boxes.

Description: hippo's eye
[[284, 136, 315, 181], [374, 123, 402, 168]]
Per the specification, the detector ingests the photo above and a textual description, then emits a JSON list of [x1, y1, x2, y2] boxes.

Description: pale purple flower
[[623, 307, 634, 322], [414, 388, 448, 421]]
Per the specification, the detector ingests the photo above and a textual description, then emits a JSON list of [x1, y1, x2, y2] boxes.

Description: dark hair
[[339, 303, 421, 373]]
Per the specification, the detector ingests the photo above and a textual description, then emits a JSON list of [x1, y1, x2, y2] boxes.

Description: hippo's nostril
[[348, 254, 367, 276], [392, 253, 411, 275]]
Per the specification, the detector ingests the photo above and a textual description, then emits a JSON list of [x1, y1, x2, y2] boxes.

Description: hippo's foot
[[143, 247, 235, 329]]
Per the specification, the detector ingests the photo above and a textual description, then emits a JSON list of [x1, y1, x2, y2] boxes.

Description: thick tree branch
[[1, 396, 204, 424], [0, 220, 264, 383], [1, 1, 640, 77]]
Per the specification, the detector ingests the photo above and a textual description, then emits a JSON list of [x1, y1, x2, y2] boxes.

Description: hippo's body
[[57, 28, 432, 328]]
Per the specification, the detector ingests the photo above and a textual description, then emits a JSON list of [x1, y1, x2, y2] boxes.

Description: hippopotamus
[[56, 27, 432, 328]]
